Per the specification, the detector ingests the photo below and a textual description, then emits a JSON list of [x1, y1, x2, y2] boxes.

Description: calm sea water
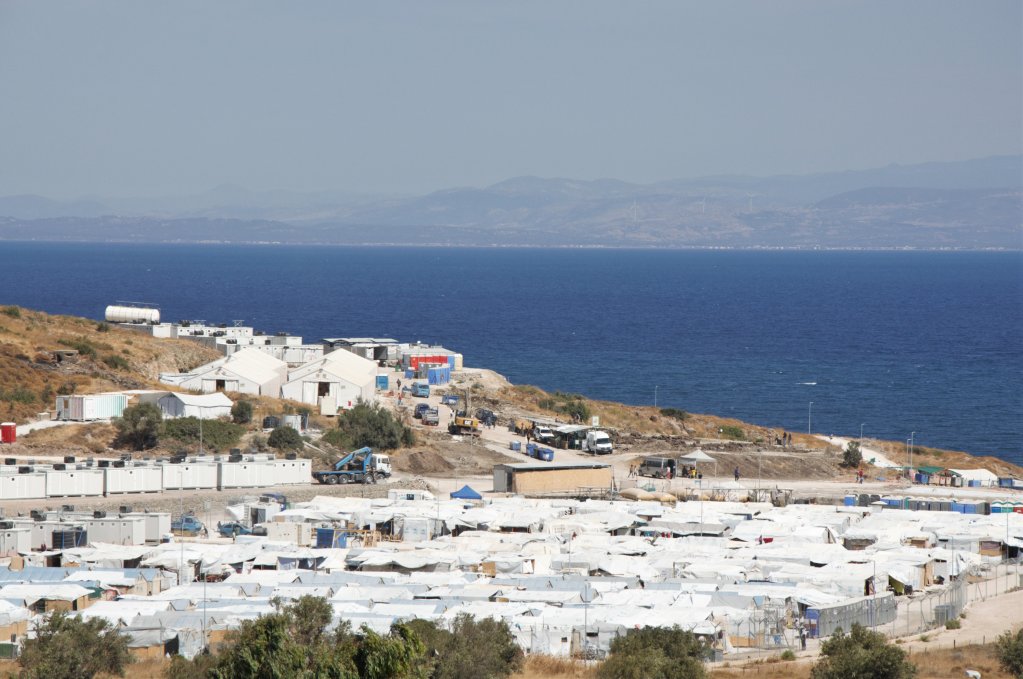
[[0, 243, 1020, 464]]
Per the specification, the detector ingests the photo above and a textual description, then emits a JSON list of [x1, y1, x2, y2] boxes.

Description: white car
[[534, 427, 554, 443]]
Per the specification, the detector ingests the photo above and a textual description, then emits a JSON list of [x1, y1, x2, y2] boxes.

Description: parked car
[[533, 427, 554, 443], [414, 403, 431, 419], [171, 515, 205, 536], [217, 521, 252, 538]]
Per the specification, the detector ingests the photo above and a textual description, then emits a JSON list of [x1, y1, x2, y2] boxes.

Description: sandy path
[[817, 434, 900, 469]]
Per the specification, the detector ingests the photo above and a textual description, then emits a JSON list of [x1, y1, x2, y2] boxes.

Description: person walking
[[734, 466, 740, 482], [799, 624, 807, 651]]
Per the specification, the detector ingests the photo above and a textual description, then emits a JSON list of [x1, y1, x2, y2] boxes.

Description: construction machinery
[[449, 415, 480, 436], [312, 447, 391, 485]]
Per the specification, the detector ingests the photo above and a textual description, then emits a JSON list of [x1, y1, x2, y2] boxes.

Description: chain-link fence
[[808, 591, 897, 638]]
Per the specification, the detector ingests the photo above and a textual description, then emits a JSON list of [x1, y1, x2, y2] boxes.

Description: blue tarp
[[449, 485, 482, 500]]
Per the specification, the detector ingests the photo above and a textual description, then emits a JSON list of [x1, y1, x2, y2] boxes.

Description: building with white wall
[[281, 350, 377, 413]]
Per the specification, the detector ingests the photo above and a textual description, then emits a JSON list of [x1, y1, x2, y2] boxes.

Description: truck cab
[[533, 426, 554, 443], [585, 430, 613, 454], [374, 454, 392, 477], [411, 382, 430, 398]]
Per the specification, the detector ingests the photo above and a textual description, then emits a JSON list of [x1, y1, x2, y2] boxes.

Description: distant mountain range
[[2, 155, 1020, 248]]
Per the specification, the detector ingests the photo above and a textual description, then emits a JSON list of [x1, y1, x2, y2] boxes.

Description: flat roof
[[496, 462, 612, 472]]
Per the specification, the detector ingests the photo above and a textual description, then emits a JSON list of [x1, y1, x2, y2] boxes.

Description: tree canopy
[[19, 610, 132, 679], [811, 624, 916, 679], [114, 402, 163, 450]]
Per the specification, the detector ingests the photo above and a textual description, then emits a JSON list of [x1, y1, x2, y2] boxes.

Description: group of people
[[774, 431, 794, 447]]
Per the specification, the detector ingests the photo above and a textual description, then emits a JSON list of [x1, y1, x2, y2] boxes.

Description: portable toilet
[[376, 375, 389, 390]]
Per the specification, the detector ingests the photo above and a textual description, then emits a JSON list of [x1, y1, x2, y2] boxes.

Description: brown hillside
[[0, 305, 220, 424]]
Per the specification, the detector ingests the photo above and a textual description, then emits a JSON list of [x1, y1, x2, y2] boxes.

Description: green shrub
[[321, 401, 414, 451], [95, 322, 110, 332], [102, 354, 130, 370], [598, 626, 707, 679], [720, 425, 744, 440], [944, 619, 961, 630], [57, 337, 98, 358], [842, 441, 863, 468], [1, 387, 37, 404], [19, 610, 132, 679], [268, 425, 304, 450], [231, 400, 253, 425], [164, 417, 244, 451], [406, 614, 523, 679], [995, 628, 1023, 678], [538, 391, 592, 423], [1, 306, 20, 318], [811, 624, 916, 679], [660, 408, 689, 421], [780, 649, 796, 661], [114, 403, 163, 450]]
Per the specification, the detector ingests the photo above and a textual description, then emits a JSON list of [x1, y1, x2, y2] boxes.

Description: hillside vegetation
[[0, 305, 219, 423]]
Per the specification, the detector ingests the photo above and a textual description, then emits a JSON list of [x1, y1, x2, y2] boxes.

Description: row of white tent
[[159, 348, 378, 411]]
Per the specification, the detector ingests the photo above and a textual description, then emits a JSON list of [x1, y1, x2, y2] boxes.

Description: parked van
[[411, 382, 430, 398], [638, 456, 676, 478], [585, 430, 613, 455]]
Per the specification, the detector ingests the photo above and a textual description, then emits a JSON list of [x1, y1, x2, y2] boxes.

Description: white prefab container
[[0, 472, 47, 500], [45, 469, 105, 497], [402, 517, 433, 542], [85, 516, 147, 545], [123, 512, 171, 544], [262, 521, 313, 546], [103, 466, 163, 495], [0, 527, 31, 555], [217, 461, 264, 489], [55, 394, 128, 421], [28, 520, 87, 548], [271, 459, 311, 485], [161, 462, 218, 490]]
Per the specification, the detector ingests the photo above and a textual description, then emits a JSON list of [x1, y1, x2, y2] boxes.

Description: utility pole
[[909, 431, 915, 481], [654, 385, 659, 409], [808, 402, 813, 435]]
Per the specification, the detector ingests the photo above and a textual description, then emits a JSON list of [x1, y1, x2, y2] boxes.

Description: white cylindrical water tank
[[104, 305, 160, 324]]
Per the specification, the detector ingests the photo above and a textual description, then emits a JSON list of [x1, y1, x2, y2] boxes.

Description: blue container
[[963, 503, 977, 514], [427, 366, 451, 385], [968, 480, 981, 488], [447, 355, 456, 369], [376, 375, 389, 390], [404, 368, 415, 379], [526, 443, 538, 456], [951, 502, 964, 513], [510, 441, 521, 452], [843, 495, 856, 507], [538, 447, 554, 461]]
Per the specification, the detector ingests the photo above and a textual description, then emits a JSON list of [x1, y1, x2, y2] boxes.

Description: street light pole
[[654, 385, 658, 409], [909, 431, 915, 480], [808, 402, 813, 435], [860, 423, 865, 441]]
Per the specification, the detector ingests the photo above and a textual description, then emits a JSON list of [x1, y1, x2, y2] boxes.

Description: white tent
[[157, 392, 233, 420], [679, 449, 717, 477]]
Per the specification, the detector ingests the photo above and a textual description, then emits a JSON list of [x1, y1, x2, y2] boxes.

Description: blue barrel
[[376, 375, 389, 390], [843, 495, 856, 507], [526, 443, 537, 456], [538, 447, 554, 461], [510, 441, 521, 452]]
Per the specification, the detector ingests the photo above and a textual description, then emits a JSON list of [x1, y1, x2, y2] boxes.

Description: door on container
[[215, 380, 226, 392]]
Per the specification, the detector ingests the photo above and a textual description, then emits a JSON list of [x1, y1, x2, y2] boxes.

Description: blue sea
[[0, 243, 1020, 465]]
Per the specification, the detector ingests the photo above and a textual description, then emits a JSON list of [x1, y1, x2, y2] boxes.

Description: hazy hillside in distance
[[1, 155, 1020, 249]]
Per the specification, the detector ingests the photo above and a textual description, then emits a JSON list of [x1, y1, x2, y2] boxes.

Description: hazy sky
[[1, 1, 1020, 198]]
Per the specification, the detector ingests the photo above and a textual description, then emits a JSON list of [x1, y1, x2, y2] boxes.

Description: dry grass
[[709, 643, 1013, 679], [513, 654, 597, 679]]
